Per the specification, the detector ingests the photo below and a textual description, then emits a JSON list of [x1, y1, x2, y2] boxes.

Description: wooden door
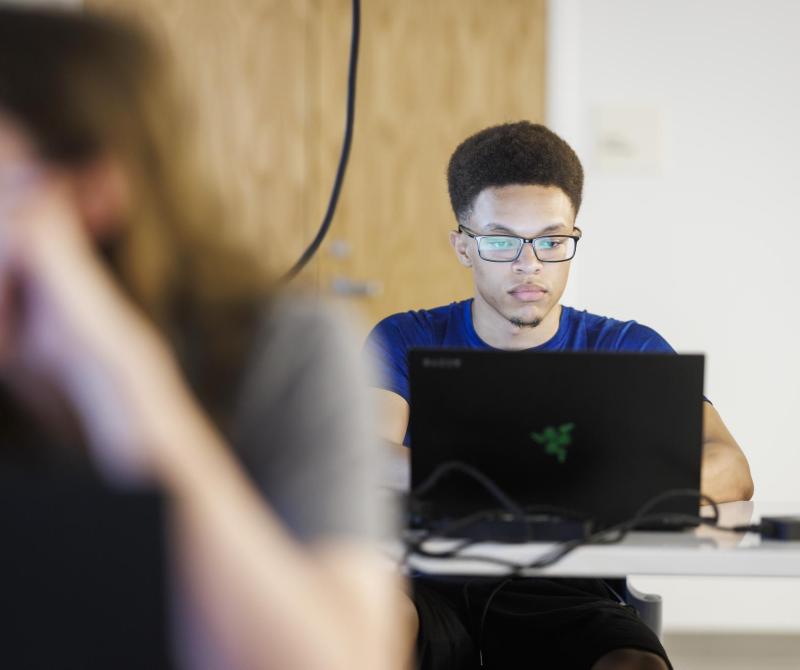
[[312, 0, 547, 328], [88, 0, 321, 283], [88, 0, 546, 328]]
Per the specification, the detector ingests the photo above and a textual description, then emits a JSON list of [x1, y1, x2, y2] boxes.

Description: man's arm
[[375, 389, 411, 490], [701, 401, 754, 502]]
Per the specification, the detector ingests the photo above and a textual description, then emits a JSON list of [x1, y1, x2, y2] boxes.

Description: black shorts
[[412, 576, 671, 670]]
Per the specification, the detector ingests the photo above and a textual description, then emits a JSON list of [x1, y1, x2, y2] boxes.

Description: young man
[[367, 122, 753, 669]]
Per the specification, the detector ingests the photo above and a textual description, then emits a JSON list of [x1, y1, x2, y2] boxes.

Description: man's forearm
[[380, 439, 411, 490], [701, 441, 754, 503]]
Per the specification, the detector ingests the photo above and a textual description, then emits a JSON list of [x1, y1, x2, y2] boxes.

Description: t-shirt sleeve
[[365, 316, 412, 402], [610, 322, 676, 353], [228, 298, 387, 543]]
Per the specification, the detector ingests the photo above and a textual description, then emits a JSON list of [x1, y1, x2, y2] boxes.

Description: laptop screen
[[409, 349, 704, 530]]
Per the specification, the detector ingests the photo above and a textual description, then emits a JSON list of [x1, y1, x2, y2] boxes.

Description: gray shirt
[[229, 297, 384, 542], [176, 297, 388, 669]]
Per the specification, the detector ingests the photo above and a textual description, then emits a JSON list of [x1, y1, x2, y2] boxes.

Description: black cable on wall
[[283, 0, 360, 282]]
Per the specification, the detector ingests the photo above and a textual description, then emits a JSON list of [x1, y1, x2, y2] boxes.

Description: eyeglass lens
[[478, 235, 576, 262]]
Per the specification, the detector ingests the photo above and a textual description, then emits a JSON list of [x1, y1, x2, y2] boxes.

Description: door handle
[[330, 276, 383, 297]]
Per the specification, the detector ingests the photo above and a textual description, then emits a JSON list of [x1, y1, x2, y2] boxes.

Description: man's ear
[[70, 155, 130, 241], [449, 229, 473, 268]]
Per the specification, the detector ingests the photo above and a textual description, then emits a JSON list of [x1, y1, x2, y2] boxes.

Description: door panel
[[89, 0, 319, 281], [312, 0, 547, 326], [88, 0, 546, 328]]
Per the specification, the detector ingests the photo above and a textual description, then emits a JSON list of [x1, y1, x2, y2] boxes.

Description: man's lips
[[508, 284, 548, 302]]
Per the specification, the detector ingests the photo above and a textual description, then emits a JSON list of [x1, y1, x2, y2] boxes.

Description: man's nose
[[512, 241, 543, 273]]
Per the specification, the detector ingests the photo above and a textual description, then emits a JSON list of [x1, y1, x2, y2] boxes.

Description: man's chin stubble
[[508, 317, 541, 329]]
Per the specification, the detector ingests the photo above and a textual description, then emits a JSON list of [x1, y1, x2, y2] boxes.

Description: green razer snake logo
[[530, 423, 575, 463]]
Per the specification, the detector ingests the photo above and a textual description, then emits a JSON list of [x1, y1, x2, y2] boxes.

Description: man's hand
[[0, 169, 186, 482]]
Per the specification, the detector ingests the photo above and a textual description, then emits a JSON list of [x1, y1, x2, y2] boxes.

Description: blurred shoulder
[[249, 293, 366, 379]]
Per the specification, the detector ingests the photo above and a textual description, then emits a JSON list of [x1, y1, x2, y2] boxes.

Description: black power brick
[[759, 516, 800, 540]]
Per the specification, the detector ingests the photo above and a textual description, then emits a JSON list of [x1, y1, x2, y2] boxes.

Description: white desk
[[405, 501, 800, 579]]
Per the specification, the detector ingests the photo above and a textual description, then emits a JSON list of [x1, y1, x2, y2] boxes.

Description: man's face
[[450, 184, 577, 330]]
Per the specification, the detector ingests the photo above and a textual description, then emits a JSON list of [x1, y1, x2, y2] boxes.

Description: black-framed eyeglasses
[[457, 225, 582, 263]]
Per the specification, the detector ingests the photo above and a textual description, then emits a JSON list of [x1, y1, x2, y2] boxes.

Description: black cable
[[404, 460, 589, 570], [401, 509, 501, 567], [406, 508, 591, 568], [603, 579, 626, 605], [404, 461, 571, 567], [412, 460, 526, 518], [477, 577, 513, 667], [402, 485, 760, 574], [506, 490, 721, 571], [282, 0, 360, 281]]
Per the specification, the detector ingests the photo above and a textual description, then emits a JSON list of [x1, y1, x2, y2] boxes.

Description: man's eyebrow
[[484, 222, 570, 235]]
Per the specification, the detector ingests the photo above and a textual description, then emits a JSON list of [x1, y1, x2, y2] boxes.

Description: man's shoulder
[[564, 306, 673, 353], [567, 307, 633, 338], [365, 300, 472, 404], [370, 300, 470, 347]]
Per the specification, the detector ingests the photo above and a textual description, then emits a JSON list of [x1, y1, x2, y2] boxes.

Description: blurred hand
[[0, 168, 181, 483]]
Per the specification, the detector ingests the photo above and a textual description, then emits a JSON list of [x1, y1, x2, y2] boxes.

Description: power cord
[[403, 461, 763, 573], [412, 460, 526, 518], [282, 0, 360, 281], [404, 461, 589, 568]]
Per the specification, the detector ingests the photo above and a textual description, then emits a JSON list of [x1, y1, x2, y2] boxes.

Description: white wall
[[548, 0, 800, 633]]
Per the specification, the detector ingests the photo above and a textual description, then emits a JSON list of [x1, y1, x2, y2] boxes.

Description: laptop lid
[[409, 349, 704, 530], [0, 468, 172, 669]]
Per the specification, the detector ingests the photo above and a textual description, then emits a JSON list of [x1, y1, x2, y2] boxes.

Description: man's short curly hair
[[447, 121, 584, 224]]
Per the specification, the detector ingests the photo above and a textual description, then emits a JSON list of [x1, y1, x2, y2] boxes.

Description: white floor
[[663, 633, 800, 670]]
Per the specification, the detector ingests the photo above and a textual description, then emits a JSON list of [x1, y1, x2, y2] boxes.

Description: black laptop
[[409, 349, 705, 538], [0, 467, 172, 669]]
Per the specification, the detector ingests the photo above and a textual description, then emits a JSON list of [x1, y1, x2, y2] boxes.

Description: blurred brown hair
[[0, 6, 274, 313], [0, 6, 273, 405]]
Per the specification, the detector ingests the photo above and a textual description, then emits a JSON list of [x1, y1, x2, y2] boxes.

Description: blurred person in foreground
[[0, 6, 405, 669]]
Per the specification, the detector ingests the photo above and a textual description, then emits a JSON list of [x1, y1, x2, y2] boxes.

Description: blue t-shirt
[[366, 299, 675, 445]]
